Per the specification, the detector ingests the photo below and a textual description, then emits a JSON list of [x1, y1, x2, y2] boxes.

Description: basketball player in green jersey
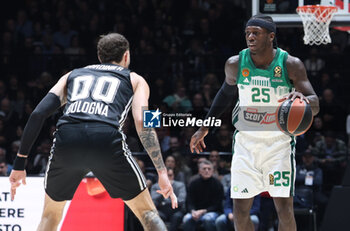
[[190, 15, 319, 231]]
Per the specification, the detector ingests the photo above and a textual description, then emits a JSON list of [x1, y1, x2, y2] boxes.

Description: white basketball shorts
[[230, 131, 296, 199]]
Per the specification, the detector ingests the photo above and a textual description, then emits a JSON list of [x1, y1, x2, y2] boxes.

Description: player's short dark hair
[[97, 33, 129, 63]]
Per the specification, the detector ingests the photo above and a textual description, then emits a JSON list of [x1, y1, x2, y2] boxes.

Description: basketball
[[276, 99, 313, 136]]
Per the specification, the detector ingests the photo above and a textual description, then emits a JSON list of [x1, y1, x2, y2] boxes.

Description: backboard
[[252, 0, 350, 27]]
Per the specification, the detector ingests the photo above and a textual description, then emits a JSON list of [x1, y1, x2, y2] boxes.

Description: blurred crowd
[[1, 0, 350, 230]]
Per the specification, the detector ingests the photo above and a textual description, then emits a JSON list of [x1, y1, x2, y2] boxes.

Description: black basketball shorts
[[44, 122, 146, 201]]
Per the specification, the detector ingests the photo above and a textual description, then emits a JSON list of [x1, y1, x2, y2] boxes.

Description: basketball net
[[297, 5, 338, 45]]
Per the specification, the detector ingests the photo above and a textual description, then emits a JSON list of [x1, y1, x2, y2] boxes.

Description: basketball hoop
[[297, 5, 338, 45]]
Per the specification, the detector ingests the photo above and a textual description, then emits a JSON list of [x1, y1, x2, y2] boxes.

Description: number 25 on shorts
[[272, 171, 290, 187]]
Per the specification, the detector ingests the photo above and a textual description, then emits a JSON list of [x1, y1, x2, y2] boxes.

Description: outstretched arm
[[284, 55, 319, 116], [204, 55, 238, 119], [9, 72, 69, 200], [130, 72, 177, 209], [190, 56, 239, 153], [131, 73, 166, 172]]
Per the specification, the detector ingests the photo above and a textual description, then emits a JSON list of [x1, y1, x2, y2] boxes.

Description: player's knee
[[234, 206, 251, 219], [276, 206, 294, 222], [41, 211, 62, 226], [141, 210, 167, 231]]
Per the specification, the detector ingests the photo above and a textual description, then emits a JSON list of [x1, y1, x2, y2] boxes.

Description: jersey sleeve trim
[[282, 50, 294, 90], [237, 50, 244, 84]]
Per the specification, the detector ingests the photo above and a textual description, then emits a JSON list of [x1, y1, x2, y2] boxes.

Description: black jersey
[[57, 64, 133, 128]]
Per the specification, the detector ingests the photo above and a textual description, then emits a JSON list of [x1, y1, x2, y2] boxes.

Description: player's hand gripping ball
[[276, 98, 313, 136]]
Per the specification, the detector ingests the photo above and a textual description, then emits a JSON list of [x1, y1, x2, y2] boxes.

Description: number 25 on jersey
[[251, 87, 270, 103]]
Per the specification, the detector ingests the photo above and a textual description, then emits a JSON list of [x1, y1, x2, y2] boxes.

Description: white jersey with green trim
[[232, 48, 294, 138]]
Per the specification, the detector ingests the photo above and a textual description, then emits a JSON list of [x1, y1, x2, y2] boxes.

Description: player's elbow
[[134, 118, 144, 131], [31, 109, 47, 120], [307, 94, 319, 116], [312, 97, 320, 116], [313, 105, 320, 116]]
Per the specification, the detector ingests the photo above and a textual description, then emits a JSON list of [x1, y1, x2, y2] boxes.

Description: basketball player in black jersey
[[9, 33, 177, 231]]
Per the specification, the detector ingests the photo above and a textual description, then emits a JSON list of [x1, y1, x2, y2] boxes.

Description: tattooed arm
[[138, 128, 165, 171], [130, 72, 165, 172], [130, 72, 178, 208]]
